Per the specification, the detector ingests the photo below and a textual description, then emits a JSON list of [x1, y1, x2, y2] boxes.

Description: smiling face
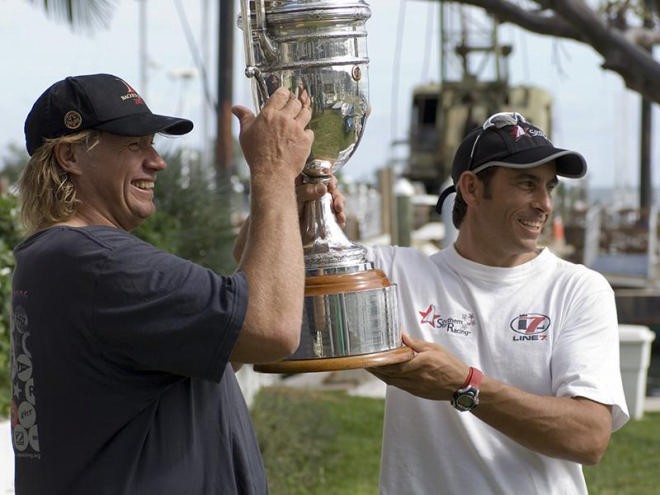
[[63, 132, 166, 231], [456, 162, 559, 267]]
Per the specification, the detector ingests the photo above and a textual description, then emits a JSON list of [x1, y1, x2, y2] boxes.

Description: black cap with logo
[[25, 73, 193, 156]]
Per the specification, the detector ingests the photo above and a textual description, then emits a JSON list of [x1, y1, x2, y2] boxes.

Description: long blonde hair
[[17, 130, 101, 233]]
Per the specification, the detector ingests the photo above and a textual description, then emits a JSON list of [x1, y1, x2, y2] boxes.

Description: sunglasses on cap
[[469, 112, 527, 169]]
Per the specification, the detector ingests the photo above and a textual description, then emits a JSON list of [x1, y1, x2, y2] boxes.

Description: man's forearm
[[474, 377, 612, 464]]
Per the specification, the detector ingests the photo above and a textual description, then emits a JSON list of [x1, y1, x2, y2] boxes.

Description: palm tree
[[29, 0, 118, 31]]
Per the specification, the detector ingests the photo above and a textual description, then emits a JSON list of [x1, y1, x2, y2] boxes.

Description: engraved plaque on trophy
[[238, 0, 412, 372]]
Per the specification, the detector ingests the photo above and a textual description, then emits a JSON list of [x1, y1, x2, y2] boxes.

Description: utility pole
[[640, 98, 653, 213], [639, 0, 655, 215], [216, 0, 235, 186], [138, 0, 148, 99]]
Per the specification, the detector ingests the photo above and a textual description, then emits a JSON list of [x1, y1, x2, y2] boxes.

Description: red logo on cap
[[118, 79, 144, 105], [510, 125, 527, 140], [63, 111, 83, 130]]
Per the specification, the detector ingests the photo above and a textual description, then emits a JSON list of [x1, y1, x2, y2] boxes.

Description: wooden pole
[[216, 0, 235, 185]]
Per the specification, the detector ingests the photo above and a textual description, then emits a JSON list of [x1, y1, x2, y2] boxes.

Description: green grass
[[251, 386, 660, 495], [584, 413, 660, 494], [250, 387, 383, 495]]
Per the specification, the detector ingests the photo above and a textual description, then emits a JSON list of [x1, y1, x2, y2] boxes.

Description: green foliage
[[133, 150, 241, 274], [1, 143, 28, 182], [0, 193, 22, 417]]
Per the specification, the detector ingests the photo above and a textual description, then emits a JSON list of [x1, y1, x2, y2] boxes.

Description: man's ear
[[53, 142, 83, 176], [457, 171, 481, 206]]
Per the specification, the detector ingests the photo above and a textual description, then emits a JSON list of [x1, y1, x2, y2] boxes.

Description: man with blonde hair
[[11, 73, 312, 494]]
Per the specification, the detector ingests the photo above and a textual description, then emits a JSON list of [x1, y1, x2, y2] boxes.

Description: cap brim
[[435, 185, 456, 214], [472, 146, 587, 179], [94, 113, 193, 137]]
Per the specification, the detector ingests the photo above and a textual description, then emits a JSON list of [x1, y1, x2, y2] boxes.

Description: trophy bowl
[[238, 0, 412, 372]]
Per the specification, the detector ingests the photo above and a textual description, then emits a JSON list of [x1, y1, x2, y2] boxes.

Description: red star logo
[[419, 304, 440, 328]]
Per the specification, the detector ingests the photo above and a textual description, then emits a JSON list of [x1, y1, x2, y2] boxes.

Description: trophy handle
[[244, 66, 270, 108], [239, 0, 278, 109]]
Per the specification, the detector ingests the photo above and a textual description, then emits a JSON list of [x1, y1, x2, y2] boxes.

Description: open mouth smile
[[518, 218, 544, 232], [132, 180, 154, 191]]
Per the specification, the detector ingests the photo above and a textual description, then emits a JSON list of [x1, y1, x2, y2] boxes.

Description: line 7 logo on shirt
[[510, 314, 550, 341]]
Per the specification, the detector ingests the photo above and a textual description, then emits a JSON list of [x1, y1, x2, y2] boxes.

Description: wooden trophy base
[[254, 345, 413, 373]]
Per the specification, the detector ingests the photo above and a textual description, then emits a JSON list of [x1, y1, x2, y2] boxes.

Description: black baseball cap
[[435, 112, 587, 213], [25, 73, 193, 156]]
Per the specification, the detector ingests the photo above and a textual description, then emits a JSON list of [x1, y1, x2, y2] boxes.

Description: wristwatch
[[451, 367, 483, 412]]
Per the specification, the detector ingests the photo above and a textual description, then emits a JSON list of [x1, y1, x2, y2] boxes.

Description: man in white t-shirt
[[365, 112, 629, 494]]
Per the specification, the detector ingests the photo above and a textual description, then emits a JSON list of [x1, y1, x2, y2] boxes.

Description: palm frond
[[28, 0, 119, 32]]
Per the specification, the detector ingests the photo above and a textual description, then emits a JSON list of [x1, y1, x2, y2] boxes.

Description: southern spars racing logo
[[510, 313, 550, 342], [419, 304, 475, 337]]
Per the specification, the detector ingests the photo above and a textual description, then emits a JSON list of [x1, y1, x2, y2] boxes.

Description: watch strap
[[451, 366, 483, 412], [460, 366, 483, 390]]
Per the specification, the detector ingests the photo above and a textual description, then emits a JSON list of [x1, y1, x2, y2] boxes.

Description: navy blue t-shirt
[[10, 226, 267, 494]]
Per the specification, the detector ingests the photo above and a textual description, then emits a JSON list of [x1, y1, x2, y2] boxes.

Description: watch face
[[456, 394, 476, 409]]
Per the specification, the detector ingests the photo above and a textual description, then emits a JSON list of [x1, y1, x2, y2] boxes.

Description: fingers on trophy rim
[[288, 93, 302, 107], [295, 104, 312, 121], [272, 88, 297, 111]]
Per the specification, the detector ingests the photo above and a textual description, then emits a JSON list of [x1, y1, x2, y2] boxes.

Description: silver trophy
[[238, 0, 411, 372]]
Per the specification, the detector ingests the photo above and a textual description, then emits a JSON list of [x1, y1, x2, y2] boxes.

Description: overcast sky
[[1, 0, 657, 192]]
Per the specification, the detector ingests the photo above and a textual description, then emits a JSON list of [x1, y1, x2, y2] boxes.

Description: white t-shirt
[[367, 244, 629, 495]]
